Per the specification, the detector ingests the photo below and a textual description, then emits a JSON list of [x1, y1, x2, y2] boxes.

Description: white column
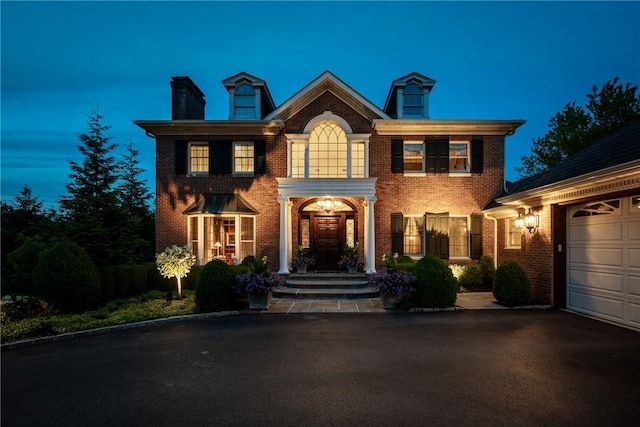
[[278, 195, 291, 274], [286, 199, 293, 271], [365, 196, 376, 274]]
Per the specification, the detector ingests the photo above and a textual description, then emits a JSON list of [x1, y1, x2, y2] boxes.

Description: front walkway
[[263, 292, 506, 314]]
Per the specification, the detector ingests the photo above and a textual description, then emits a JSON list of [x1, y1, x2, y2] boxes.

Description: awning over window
[[183, 194, 259, 215]]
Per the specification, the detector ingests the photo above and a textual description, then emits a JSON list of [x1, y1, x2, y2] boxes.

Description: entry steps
[[273, 272, 379, 299]]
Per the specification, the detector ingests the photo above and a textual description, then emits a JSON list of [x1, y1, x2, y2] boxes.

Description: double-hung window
[[403, 83, 423, 117], [403, 141, 425, 173], [234, 84, 256, 118], [233, 142, 254, 174], [449, 141, 470, 173], [506, 218, 522, 249], [189, 142, 209, 174]]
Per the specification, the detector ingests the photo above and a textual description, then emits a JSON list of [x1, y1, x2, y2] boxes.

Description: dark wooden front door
[[313, 215, 343, 270]]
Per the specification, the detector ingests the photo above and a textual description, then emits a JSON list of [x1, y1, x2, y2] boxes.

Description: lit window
[[189, 142, 208, 174], [449, 142, 470, 173], [507, 218, 522, 249], [234, 84, 256, 118], [403, 216, 424, 255], [308, 122, 348, 178], [404, 142, 424, 173], [233, 142, 254, 174], [449, 217, 469, 258], [189, 215, 255, 265], [403, 83, 423, 117]]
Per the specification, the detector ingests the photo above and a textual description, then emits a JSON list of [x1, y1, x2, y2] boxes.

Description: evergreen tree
[[118, 140, 155, 263], [59, 111, 127, 265], [517, 78, 640, 177]]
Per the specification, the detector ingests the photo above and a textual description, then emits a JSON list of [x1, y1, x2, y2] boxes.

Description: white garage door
[[567, 196, 640, 329]]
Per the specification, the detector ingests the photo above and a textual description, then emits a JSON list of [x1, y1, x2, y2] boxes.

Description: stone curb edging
[[1, 310, 240, 351]]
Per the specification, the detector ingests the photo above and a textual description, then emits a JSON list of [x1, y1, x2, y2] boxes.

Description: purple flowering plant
[[368, 269, 416, 296], [235, 272, 283, 295]]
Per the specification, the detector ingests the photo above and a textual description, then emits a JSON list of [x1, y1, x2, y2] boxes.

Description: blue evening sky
[[2, 1, 639, 208]]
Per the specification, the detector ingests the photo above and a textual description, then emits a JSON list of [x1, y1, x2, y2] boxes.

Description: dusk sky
[[2, 1, 639, 208]]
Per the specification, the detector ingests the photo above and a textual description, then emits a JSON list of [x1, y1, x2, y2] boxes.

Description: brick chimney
[[171, 76, 206, 120]]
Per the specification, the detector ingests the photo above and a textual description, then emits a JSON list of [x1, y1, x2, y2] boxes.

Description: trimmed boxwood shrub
[[195, 260, 237, 312], [478, 255, 496, 290], [6, 236, 48, 296], [98, 266, 116, 302], [493, 259, 531, 307], [458, 264, 483, 291], [412, 254, 457, 308], [113, 265, 132, 298], [34, 240, 101, 312]]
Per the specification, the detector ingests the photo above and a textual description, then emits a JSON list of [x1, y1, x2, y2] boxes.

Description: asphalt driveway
[[2, 310, 639, 426]]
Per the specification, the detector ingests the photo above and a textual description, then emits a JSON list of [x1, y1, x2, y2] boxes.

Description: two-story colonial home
[[135, 71, 524, 280]]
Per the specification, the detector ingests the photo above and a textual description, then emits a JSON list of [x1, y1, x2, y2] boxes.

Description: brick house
[[135, 71, 524, 277], [485, 120, 640, 329]]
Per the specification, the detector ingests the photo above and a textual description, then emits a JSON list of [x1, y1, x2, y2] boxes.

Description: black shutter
[[470, 214, 483, 259], [175, 140, 187, 175], [254, 140, 266, 174], [436, 138, 449, 174], [471, 138, 484, 173], [391, 213, 404, 255], [425, 212, 449, 259], [391, 139, 404, 173], [426, 138, 449, 174], [209, 140, 232, 174]]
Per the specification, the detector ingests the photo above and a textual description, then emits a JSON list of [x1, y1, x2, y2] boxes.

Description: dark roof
[[183, 194, 259, 215], [506, 120, 640, 195]]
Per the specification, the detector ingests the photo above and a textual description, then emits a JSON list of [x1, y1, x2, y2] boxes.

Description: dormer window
[[234, 84, 256, 118], [403, 83, 423, 117]]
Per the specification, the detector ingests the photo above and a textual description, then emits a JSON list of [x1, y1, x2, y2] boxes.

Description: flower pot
[[381, 291, 402, 309], [248, 291, 272, 310], [348, 265, 357, 274], [297, 264, 308, 274]]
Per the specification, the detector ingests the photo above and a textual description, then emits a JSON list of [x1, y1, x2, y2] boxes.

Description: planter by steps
[[248, 291, 272, 310]]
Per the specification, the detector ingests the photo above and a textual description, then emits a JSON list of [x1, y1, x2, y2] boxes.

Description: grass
[[1, 290, 198, 344]]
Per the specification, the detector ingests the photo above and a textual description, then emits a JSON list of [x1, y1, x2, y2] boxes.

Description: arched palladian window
[[403, 83, 423, 117], [289, 113, 367, 179], [234, 84, 256, 118]]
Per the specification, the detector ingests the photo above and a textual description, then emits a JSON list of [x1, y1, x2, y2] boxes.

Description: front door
[[313, 215, 343, 270]]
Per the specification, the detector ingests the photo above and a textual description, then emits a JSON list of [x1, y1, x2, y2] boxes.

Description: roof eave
[[372, 119, 526, 136], [133, 120, 285, 137]]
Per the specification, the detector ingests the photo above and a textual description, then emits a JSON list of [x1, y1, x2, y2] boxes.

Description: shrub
[[156, 245, 196, 298], [493, 259, 531, 307], [412, 254, 457, 308], [195, 260, 237, 312], [34, 240, 101, 312], [98, 266, 116, 302], [458, 265, 483, 291], [478, 255, 496, 290], [113, 265, 132, 298], [396, 255, 415, 265], [6, 236, 48, 295]]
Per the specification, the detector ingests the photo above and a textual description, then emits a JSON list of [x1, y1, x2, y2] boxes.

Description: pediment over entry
[[264, 71, 390, 122]]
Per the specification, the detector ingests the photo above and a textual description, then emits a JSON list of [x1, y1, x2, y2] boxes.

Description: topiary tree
[[195, 260, 237, 312], [478, 255, 496, 290], [493, 259, 532, 307], [156, 245, 196, 298], [34, 240, 101, 312], [412, 254, 457, 308]]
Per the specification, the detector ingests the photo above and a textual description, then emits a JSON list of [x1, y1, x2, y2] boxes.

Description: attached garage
[[567, 196, 640, 329]]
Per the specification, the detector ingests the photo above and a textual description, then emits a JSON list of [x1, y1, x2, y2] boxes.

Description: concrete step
[[273, 286, 380, 299], [288, 273, 367, 281], [283, 279, 369, 289]]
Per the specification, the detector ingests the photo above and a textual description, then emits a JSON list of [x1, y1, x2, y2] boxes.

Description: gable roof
[[489, 120, 640, 210], [264, 70, 390, 122], [221, 71, 276, 116]]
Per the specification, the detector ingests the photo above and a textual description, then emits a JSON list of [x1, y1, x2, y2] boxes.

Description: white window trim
[[402, 140, 425, 175], [449, 140, 471, 174], [505, 218, 522, 250], [188, 141, 209, 175], [448, 215, 471, 260], [232, 141, 255, 176]]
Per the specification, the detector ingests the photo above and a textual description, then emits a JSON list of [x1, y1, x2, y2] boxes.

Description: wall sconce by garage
[[515, 209, 539, 234]]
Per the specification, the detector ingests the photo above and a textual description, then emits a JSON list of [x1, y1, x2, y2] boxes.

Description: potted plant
[[338, 242, 361, 274], [292, 245, 315, 274], [369, 255, 416, 308], [235, 256, 283, 309]]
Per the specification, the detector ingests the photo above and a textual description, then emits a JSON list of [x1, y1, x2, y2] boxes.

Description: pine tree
[[118, 140, 155, 263], [517, 78, 640, 178], [59, 111, 127, 265]]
